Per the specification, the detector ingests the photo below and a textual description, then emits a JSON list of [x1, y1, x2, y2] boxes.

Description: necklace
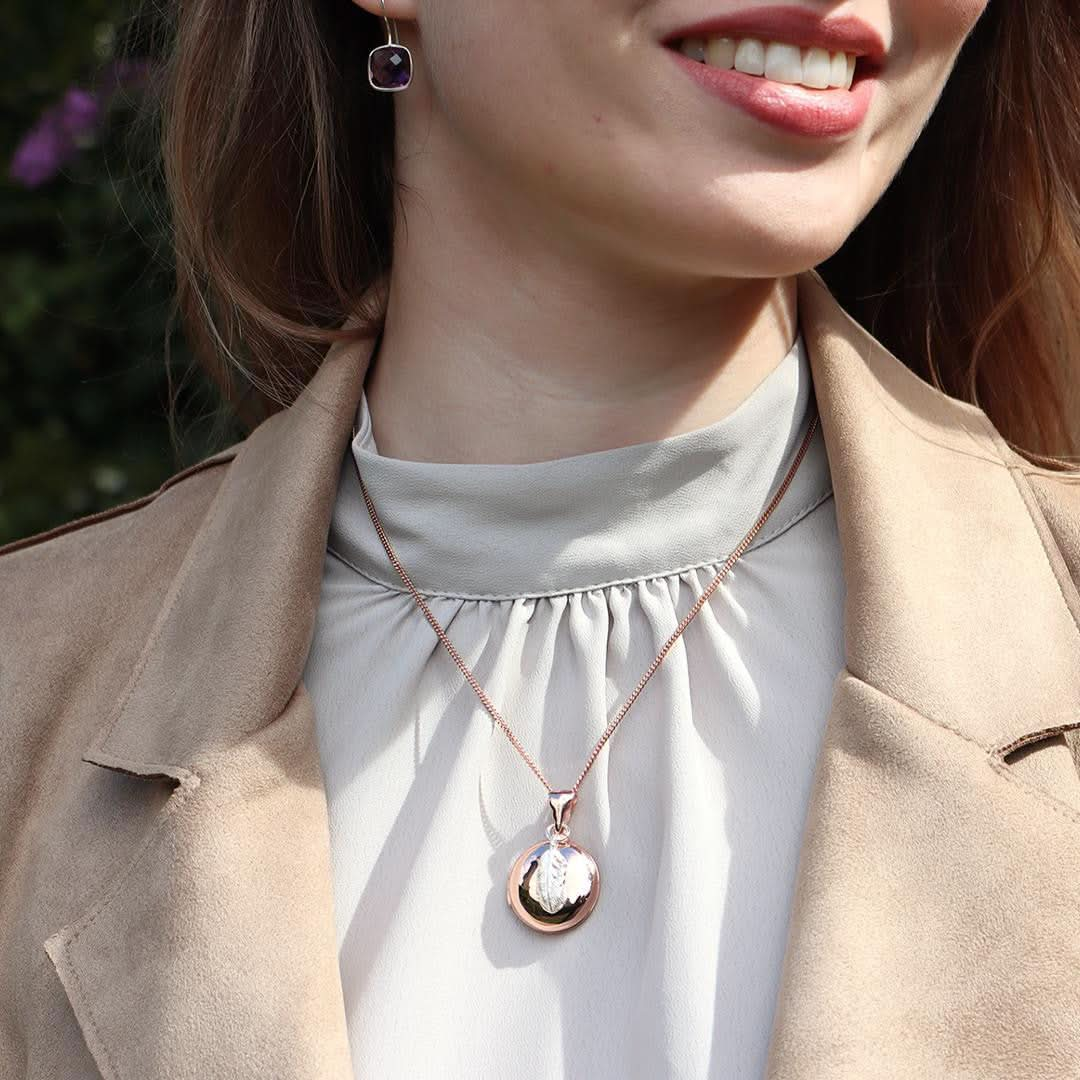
[[350, 402, 820, 933]]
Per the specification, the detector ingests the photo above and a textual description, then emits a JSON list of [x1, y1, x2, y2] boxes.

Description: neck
[[362, 160, 798, 467]]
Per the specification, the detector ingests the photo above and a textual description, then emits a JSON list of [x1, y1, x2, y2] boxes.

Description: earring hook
[[379, 0, 399, 45], [369, 0, 412, 91]]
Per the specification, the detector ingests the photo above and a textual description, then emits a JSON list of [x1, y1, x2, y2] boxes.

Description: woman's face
[[371, 0, 990, 279]]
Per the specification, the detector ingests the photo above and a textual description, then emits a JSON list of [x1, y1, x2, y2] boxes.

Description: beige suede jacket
[[3, 267, 1080, 1080]]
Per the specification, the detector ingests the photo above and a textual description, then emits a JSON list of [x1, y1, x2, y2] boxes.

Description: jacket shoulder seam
[[1002, 458, 1080, 657], [0, 448, 238, 562], [967, 404, 1080, 481], [1018, 466, 1080, 484]]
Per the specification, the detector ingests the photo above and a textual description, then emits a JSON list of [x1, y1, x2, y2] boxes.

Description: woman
[[2, 0, 1080, 1077]]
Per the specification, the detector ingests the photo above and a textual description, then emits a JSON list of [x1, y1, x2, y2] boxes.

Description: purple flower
[[9, 89, 101, 188], [10, 112, 73, 188], [9, 61, 153, 189], [58, 88, 102, 139]]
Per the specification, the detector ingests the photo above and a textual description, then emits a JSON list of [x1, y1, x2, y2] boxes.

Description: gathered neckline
[[326, 328, 832, 599]]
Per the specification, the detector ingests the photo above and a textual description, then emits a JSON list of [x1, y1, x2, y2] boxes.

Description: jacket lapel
[[764, 271, 1080, 1076], [44, 333, 372, 1080], [43, 269, 1080, 1078]]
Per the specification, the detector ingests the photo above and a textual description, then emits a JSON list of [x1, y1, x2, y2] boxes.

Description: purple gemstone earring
[[368, 0, 413, 92]]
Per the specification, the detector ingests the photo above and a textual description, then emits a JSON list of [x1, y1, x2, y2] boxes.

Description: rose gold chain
[[351, 407, 819, 795]]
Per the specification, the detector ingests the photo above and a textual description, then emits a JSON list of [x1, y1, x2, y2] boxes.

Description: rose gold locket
[[506, 791, 600, 933]]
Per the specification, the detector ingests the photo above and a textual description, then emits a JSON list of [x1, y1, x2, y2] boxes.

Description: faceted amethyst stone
[[369, 45, 412, 90]]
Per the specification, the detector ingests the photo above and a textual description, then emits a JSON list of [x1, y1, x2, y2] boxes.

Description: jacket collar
[[47, 267, 1080, 1078]]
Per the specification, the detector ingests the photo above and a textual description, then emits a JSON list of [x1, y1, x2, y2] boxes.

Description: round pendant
[[507, 838, 600, 932], [506, 790, 600, 933]]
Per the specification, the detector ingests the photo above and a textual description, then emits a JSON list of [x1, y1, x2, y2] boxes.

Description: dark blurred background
[[1, 2, 242, 546]]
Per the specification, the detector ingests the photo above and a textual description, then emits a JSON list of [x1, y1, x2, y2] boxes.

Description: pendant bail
[[548, 790, 576, 835]]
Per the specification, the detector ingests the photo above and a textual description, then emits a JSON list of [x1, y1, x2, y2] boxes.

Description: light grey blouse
[[302, 327, 846, 1079]]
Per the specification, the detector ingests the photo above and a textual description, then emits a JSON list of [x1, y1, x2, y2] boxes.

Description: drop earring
[[368, 0, 413, 92]]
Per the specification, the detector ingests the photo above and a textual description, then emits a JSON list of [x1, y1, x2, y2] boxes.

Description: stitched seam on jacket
[[848, 672, 1080, 827], [845, 670, 994, 752], [996, 724, 1080, 759], [986, 755, 1080, 827], [965, 387, 1080, 481], [0, 451, 236, 562], [964, 408, 1080, 747], [1020, 468, 1080, 484], [975, 408, 1080, 601], [1002, 464, 1080, 651]]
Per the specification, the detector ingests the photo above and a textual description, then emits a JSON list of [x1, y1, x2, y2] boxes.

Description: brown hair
[[148, 0, 1080, 466]]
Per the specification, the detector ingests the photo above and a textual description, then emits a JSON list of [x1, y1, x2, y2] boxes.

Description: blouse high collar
[[330, 330, 830, 599]]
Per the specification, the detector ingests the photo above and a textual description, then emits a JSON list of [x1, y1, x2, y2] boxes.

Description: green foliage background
[[1, 3, 242, 546]]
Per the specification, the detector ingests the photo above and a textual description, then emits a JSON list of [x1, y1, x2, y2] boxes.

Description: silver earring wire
[[380, 0, 398, 44], [369, 0, 413, 92]]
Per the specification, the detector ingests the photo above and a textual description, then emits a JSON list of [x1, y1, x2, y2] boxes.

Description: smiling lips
[[660, 4, 888, 70], [676, 36, 859, 91], [660, 5, 887, 138]]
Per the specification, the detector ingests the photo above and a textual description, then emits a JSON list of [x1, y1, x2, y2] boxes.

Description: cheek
[[418, 3, 571, 142], [878, 0, 990, 139], [901, 0, 991, 54], [420, 0, 589, 99], [416, 1, 629, 200]]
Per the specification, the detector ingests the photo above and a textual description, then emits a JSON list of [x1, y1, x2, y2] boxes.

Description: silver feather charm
[[532, 844, 569, 914]]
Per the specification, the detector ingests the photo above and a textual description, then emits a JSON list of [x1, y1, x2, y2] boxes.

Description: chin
[[713, 209, 861, 278], [647, 215, 854, 281]]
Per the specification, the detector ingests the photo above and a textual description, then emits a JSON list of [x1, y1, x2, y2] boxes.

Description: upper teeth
[[678, 37, 857, 90]]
